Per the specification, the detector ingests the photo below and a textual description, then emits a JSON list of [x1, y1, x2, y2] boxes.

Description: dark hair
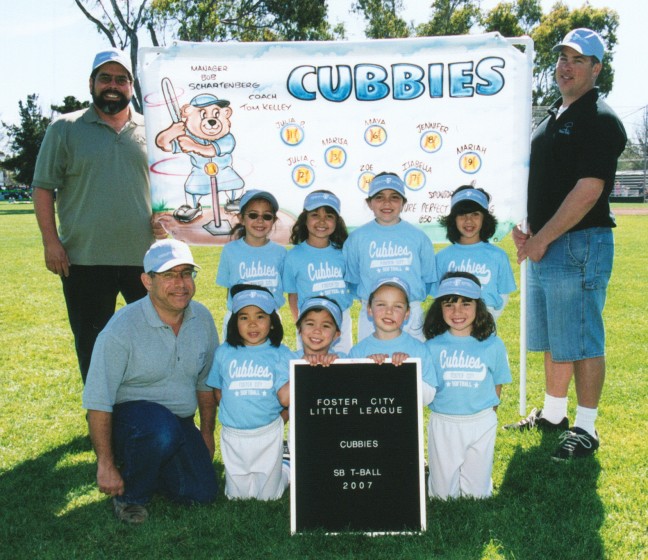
[[226, 284, 284, 347], [295, 296, 342, 331], [423, 271, 495, 341], [365, 171, 407, 204], [229, 198, 278, 240], [290, 190, 348, 247], [439, 186, 497, 243]]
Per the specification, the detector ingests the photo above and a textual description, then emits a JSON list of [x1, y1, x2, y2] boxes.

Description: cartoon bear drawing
[[156, 93, 245, 225]]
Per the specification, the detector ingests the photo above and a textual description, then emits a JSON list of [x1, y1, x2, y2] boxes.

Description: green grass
[[1, 202, 647, 559]]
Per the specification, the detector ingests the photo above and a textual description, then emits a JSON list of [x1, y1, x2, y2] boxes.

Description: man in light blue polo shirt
[[83, 239, 219, 524]]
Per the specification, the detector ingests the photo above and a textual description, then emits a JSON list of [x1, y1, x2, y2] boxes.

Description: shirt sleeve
[[32, 121, 66, 190], [82, 331, 129, 412]]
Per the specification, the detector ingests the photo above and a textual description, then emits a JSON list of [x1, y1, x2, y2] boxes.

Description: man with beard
[[33, 49, 163, 384]]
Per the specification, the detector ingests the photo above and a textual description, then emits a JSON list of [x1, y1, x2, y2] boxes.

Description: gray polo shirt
[[83, 296, 218, 418], [32, 105, 153, 266]]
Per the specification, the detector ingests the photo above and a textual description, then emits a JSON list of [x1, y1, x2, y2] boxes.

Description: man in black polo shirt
[[505, 28, 626, 461]]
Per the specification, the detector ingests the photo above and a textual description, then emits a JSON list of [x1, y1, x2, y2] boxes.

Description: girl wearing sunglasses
[[216, 190, 287, 336]]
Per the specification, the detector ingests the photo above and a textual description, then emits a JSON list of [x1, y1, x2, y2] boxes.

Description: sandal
[[112, 498, 149, 524]]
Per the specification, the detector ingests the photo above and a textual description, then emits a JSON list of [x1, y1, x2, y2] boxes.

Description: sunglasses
[[245, 211, 275, 222]]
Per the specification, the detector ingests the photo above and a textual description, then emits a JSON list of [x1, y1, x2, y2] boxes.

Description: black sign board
[[290, 359, 426, 535]]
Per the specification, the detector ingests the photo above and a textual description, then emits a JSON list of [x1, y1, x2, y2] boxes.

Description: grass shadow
[[421, 430, 604, 559], [490, 430, 604, 559], [0, 206, 35, 216]]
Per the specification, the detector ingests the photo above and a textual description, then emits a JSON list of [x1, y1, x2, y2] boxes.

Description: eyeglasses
[[245, 212, 275, 222], [151, 269, 197, 281], [96, 73, 132, 86]]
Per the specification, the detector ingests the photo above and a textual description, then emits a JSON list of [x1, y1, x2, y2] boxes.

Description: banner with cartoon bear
[[139, 34, 533, 245]]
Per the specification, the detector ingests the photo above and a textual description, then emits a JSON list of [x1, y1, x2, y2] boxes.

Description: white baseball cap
[[92, 48, 133, 79], [143, 239, 199, 273]]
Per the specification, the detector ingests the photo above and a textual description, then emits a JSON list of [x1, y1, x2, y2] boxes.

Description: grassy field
[[1, 202, 646, 559]]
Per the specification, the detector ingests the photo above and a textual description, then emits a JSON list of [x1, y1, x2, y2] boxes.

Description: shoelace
[[516, 407, 540, 428], [557, 430, 594, 452]]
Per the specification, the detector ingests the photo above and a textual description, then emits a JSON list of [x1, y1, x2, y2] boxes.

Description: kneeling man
[[83, 239, 219, 523]]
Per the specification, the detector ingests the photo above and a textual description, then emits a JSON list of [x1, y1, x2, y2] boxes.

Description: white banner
[[139, 34, 533, 245]]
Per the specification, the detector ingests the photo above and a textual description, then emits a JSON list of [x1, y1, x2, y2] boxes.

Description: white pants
[[296, 308, 353, 355], [427, 408, 497, 500], [221, 417, 289, 501], [357, 300, 425, 342]]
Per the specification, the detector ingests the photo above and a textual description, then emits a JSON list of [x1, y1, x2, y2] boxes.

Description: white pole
[[519, 256, 527, 416]]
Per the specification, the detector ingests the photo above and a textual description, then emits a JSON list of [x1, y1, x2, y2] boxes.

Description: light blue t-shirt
[[216, 238, 286, 309], [207, 340, 292, 429], [434, 242, 516, 310], [349, 331, 440, 390], [283, 242, 353, 311], [343, 219, 437, 301], [426, 331, 512, 415]]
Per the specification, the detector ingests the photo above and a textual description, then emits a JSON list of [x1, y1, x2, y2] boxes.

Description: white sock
[[574, 406, 598, 438], [542, 393, 568, 424]]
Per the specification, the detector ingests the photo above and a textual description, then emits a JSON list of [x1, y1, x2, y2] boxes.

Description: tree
[[75, 0, 337, 110], [481, 0, 542, 37], [74, 0, 157, 112], [0, 95, 50, 186], [51, 96, 91, 115], [0, 95, 89, 187], [150, 0, 334, 42], [351, 0, 411, 39], [416, 0, 481, 37]]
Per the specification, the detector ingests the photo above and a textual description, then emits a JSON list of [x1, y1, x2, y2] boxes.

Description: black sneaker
[[282, 440, 290, 461], [502, 407, 569, 432], [552, 427, 599, 461]]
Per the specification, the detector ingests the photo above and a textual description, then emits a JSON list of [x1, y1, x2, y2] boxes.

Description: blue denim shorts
[[527, 227, 613, 361]]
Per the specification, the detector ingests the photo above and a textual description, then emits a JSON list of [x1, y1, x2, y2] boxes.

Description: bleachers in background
[[611, 171, 646, 202]]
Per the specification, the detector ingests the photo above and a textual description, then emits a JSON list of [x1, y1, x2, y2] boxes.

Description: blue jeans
[[61, 265, 147, 383], [527, 227, 613, 361], [112, 401, 218, 505]]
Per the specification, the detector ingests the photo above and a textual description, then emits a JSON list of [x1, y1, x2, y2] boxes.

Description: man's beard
[[92, 90, 130, 115]]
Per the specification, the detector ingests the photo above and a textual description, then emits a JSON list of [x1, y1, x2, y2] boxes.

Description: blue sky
[[1, 0, 645, 136]]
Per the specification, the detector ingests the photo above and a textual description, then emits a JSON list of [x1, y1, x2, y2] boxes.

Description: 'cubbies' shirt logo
[[446, 258, 491, 285], [228, 359, 273, 395], [439, 349, 487, 388], [308, 261, 345, 292], [238, 261, 278, 288], [368, 241, 413, 272]]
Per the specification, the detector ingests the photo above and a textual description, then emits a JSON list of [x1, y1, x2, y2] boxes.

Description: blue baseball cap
[[298, 297, 343, 330], [369, 276, 411, 302], [553, 28, 605, 62], [451, 188, 489, 210], [367, 174, 406, 198], [239, 189, 279, 213], [143, 239, 199, 273], [232, 288, 276, 314], [303, 191, 341, 214], [190, 93, 230, 108], [436, 276, 482, 300]]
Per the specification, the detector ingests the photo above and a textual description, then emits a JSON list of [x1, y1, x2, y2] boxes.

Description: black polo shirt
[[527, 88, 627, 234]]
